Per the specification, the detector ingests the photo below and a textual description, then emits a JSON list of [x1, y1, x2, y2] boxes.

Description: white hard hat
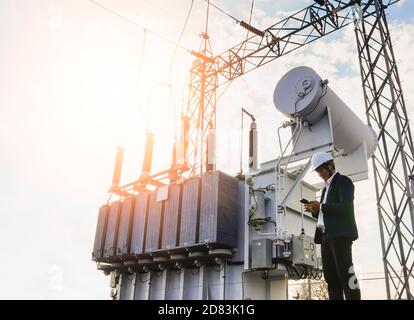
[[311, 152, 333, 171]]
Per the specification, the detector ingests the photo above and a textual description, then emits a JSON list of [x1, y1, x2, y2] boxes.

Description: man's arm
[[321, 176, 354, 215]]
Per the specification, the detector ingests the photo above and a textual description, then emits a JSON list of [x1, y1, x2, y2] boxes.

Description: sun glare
[[92, 27, 190, 183]]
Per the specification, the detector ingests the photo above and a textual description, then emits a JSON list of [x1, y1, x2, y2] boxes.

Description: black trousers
[[321, 234, 361, 300]]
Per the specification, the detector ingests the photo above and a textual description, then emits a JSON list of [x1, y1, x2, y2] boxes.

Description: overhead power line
[[88, 0, 191, 53], [247, 0, 255, 27], [202, 0, 240, 23], [205, 0, 210, 35], [288, 275, 404, 286], [169, 0, 195, 133], [243, 0, 255, 51]]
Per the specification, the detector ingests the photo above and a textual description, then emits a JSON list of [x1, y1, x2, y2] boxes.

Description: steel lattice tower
[[186, 32, 217, 176], [354, 0, 414, 300]]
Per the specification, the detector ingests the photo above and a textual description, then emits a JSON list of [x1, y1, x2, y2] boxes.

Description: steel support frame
[[354, 0, 414, 300], [186, 34, 217, 177]]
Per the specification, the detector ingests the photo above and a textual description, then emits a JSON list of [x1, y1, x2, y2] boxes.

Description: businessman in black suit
[[304, 152, 361, 300]]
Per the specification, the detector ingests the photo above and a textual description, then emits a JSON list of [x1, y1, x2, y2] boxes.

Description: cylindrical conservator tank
[[273, 66, 377, 158]]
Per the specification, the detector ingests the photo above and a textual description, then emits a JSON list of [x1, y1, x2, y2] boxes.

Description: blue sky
[[0, 0, 413, 299], [388, 0, 414, 22]]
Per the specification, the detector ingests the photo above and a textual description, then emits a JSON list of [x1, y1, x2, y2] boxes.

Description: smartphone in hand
[[300, 198, 310, 204]]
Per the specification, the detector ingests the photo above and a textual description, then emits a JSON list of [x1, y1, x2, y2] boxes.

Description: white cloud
[[397, 0, 406, 7]]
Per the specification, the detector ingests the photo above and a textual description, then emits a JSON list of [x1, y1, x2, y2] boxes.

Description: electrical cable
[[246, 0, 255, 38], [286, 266, 404, 282], [241, 0, 255, 59], [282, 116, 302, 176], [138, 29, 147, 112], [168, 0, 195, 141], [238, 0, 256, 175], [292, 265, 303, 280], [216, 80, 234, 103], [294, 92, 305, 115], [202, 0, 240, 23], [205, 0, 210, 35], [288, 274, 406, 285], [88, 0, 191, 53], [288, 264, 302, 280]]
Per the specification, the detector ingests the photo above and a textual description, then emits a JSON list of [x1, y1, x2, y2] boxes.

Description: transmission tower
[[186, 32, 217, 177], [354, 0, 414, 299]]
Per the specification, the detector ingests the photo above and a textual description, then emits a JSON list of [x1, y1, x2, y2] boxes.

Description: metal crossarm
[[209, 1, 398, 84]]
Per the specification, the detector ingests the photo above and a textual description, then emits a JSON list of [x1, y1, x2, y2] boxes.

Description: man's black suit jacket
[[312, 173, 359, 244]]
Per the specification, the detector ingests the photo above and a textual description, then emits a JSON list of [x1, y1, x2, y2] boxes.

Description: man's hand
[[304, 201, 320, 213]]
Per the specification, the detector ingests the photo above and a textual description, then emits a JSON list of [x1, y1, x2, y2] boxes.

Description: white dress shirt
[[318, 171, 338, 230]]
